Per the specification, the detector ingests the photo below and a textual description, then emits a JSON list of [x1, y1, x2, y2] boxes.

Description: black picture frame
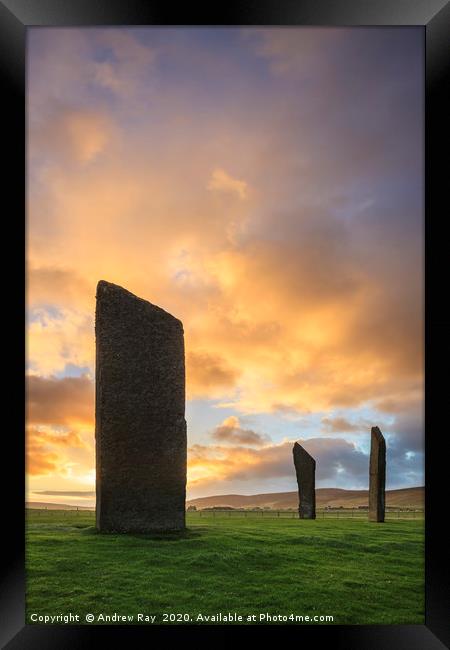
[[2, 1, 449, 647]]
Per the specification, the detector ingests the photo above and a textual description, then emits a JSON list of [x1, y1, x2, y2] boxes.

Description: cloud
[[27, 306, 94, 377], [208, 168, 248, 199], [26, 425, 89, 476], [26, 28, 423, 490], [188, 436, 369, 492], [26, 447, 62, 476], [27, 267, 93, 310], [33, 490, 95, 498], [27, 374, 94, 427], [62, 110, 113, 163], [93, 29, 156, 99], [321, 416, 366, 433], [47, 109, 114, 164], [29, 105, 116, 172], [27, 28, 156, 113], [374, 389, 423, 415], [186, 351, 240, 397], [38, 429, 86, 448], [187, 427, 423, 496], [211, 415, 270, 446]]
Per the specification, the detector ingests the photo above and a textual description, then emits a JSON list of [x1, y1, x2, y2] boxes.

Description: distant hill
[[26, 486, 424, 511], [26, 502, 94, 511], [187, 486, 424, 510]]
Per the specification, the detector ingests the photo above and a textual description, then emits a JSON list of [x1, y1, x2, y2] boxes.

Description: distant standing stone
[[293, 442, 316, 519], [369, 426, 386, 523], [95, 280, 187, 533]]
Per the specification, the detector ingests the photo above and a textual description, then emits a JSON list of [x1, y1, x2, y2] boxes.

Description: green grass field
[[26, 510, 424, 625]]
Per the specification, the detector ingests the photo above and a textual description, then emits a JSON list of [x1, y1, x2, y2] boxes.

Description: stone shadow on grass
[[82, 527, 207, 541], [129, 527, 205, 542]]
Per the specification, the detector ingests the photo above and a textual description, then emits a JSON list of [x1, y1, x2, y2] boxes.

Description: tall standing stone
[[293, 442, 316, 519], [369, 426, 386, 523], [95, 280, 187, 532]]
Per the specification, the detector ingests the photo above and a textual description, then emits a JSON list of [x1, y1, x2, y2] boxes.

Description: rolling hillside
[[26, 486, 424, 511], [26, 502, 94, 511], [187, 486, 424, 510]]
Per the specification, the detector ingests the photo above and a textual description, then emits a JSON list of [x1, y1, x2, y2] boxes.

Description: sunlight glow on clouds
[[26, 27, 424, 500], [208, 168, 248, 200]]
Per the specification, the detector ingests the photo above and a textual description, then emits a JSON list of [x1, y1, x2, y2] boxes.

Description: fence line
[[26, 508, 423, 520], [190, 509, 423, 519], [26, 508, 425, 520]]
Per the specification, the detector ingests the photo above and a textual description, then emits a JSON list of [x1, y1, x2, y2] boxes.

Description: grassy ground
[[26, 510, 424, 625]]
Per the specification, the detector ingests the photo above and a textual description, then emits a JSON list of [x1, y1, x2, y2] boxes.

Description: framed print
[[1, 1, 449, 648]]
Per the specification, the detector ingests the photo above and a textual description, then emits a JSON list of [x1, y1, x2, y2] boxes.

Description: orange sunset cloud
[[27, 27, 424, 499]]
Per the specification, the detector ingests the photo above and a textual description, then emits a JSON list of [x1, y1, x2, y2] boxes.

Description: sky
[[26, 27, 424, 507]]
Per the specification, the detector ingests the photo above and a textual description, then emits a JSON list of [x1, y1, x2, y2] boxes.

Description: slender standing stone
[[369, 426, 386, 523], [293, 442, 316, 519], [95, 280, 186, 532]]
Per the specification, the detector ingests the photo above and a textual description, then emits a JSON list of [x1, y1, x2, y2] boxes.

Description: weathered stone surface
[[369, 426, 386, 523], [95, 280, 186, 533], [293, 442, 316, 519]]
